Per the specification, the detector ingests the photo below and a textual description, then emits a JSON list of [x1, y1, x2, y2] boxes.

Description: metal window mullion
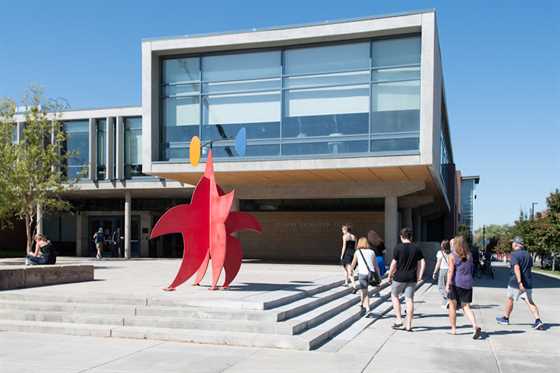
[[371, 62, 421, 71], [280, 49, 285, 156], [88, 118, 96, 181], [198, 57, 203, 142], [282, 66, 370, 79], [281, 81, 369, 92], [371, 77, 420, 85], [368, 40, 373, 153]]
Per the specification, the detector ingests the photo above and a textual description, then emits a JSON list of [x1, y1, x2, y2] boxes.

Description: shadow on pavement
[[471, 304, 500, 309], [481, 329, 525, 337], [211, 282, 316, 292], [474, 265, 560, 289]]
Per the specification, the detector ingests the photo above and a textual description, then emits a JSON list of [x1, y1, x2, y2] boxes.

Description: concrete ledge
[[0, 265, 94, 290]]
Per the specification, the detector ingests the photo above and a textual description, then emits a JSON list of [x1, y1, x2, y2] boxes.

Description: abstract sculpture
[[150, 150, 261, 291]]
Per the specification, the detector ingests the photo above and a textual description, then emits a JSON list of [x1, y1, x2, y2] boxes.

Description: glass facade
[[96, 119, 106, 180], [11, 125, 17, 144], [460, 179, 477, 236], [124, 117, 143, 178], [159, 35, 421, 161], [63, 120, 89, 179]]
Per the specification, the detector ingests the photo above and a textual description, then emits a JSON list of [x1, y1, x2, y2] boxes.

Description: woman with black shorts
[[340, 224, 356, 289], [446, 236, 482, 339]]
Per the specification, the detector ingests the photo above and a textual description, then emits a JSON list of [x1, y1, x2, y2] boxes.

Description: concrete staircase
[[0, 280, 423, 350]]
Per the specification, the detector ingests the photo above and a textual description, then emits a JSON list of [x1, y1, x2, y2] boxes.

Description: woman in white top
[[351, 237, 380, 313], [432, 240, 451, 307]]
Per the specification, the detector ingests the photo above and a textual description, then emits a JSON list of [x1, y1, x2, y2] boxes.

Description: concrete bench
[[0, 264, 94, 290]]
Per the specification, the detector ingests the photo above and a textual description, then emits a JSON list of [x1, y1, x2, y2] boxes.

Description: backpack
[[94, 233, 104, 244]]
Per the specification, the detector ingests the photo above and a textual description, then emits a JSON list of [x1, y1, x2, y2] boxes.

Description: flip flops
[[473, 327, 482, 339]]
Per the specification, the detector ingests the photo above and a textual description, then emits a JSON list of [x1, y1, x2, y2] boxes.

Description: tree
[[474, 224, 512, 247], [541, 189, 560, 270], [0, 87, 75, 252]]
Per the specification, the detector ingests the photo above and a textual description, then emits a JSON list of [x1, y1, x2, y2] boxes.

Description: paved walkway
[[0, 258, 342, 309], [0, 263, 558, 372]]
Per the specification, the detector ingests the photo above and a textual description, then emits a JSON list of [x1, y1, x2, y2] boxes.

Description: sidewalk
[[0, 264, 558, 373]]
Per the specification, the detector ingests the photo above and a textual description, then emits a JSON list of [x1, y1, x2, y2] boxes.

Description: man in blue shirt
[[496, 237, 544, 330]]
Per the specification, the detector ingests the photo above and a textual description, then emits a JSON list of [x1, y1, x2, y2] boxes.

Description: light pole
[[531, 202, 539, 220]]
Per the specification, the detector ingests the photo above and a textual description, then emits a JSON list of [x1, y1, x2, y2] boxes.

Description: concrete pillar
[[36, 204, 43, 235], [403, 208, 413, 231], [88, 118, 96, 181], [384, 196, 399, 259], [106, 117, 115, 180], [140, 212, 151, 257], [115, 116, 125, 181], [76, 212, 83, 256], [124, 191, 131, 259]]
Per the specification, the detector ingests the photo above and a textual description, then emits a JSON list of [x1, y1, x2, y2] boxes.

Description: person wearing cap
[[496, 236, 544, 330]]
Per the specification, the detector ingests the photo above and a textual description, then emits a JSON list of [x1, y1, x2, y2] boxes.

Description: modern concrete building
[[459, 175, 480, 238], [4, 10, 464, 261]]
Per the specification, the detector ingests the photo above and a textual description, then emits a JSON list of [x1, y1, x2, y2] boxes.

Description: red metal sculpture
[[150, 151, 261, 291]]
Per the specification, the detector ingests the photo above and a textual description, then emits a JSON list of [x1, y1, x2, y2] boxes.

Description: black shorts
[[448, 285, 472, 307]]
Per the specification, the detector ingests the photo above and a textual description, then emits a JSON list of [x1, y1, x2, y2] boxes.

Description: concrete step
[[285, 281, 390, 335], [0, 299, 271, 322], [298, 285, 393, 349], [0, 320, 310, 350], [269, 283, 355, 322], [0, 310, 287, 335], [317, 281, 427, 352], [0, 278, 411, 351], [0, 277, 344, 312]]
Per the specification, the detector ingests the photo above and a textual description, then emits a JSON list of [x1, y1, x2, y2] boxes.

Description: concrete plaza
[[0, 261, 558, 372]]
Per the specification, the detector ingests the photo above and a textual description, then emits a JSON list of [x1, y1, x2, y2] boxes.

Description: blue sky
[[0, 0, 558, 228]]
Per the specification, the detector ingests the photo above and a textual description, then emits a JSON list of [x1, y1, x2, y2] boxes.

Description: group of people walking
[[340, 224, 545, 337], [93, 227, 123, 260]]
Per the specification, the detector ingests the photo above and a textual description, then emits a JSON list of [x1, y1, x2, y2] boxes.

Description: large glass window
[[161, 57, 201, 161], [159, 35, 422, 160], [96, 119, 106, 180], [371, 37, 421, 149], [202, 51, 281, 158], [124, 117, 143, 178], [63, 120, 89, 179], [283, 43, 370, 155]]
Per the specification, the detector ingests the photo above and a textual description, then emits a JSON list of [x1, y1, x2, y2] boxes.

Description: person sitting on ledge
[[25, 234, 56, 265]]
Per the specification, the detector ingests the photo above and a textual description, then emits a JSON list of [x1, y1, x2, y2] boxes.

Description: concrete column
[[36, 204, 43, 235], [115, 117, 125, 181], [88, 118, 96, 181], [140, 212, 151, 257], [403, 208, 413, 231], [106, 117, 115, 180], [124, 191, 131, 259], [384, 196, 399, 259], [76, 212, 83, 256]]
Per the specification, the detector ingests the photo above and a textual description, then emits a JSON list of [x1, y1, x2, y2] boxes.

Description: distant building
[[4, 10, 472, 261], [459, 175, 480, 238]]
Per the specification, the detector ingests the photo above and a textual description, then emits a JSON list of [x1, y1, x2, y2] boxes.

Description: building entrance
[[88, 215, 140, 257]]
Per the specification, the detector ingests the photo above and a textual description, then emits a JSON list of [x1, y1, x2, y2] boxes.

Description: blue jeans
[[376, 256, 386, 277], [26, 255, 49, 265]]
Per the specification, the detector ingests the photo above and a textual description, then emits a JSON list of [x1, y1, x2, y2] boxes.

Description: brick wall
[[240, 211, 384, 262]]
